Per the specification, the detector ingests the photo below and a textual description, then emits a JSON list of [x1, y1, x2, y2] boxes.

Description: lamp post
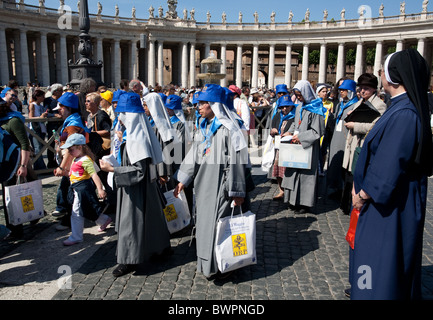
[[68, 0, 102, 88]]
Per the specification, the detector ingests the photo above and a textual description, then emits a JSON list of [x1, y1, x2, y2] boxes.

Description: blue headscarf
[[336, 79, 359, 124], [0, 111, 25, 124], [170, 115, 181, 125], [300, 98, 327, 121], [278, 107, 296, 134], [200, 116, 222, 156], [61, 112, 90, 134], [272, 84, 289, 120]]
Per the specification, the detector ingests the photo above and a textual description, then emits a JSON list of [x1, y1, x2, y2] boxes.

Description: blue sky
[[30, 0, 427, 23]]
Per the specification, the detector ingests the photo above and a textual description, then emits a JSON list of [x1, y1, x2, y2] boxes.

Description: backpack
[[0, 127, 20, 183]]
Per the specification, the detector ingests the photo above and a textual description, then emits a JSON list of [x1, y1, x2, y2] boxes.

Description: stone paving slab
[[1, 170, 433, 301]]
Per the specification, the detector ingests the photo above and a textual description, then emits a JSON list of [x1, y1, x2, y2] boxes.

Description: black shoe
[[112, 264, 137, 277], [296, 206, 311, 214], [344, 287, 351, 298]]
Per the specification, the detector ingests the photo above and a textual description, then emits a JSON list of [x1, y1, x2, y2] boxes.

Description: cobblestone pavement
[[1, 169, 433, 301]]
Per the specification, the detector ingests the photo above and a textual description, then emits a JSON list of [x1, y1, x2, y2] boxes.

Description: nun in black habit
[[349, 49, 433, 300]]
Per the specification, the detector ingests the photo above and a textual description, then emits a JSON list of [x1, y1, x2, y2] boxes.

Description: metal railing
[[24, 117, 63, 176]]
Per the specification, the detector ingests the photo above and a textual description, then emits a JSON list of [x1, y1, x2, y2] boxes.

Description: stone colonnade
[[0, 2, 433, 89]]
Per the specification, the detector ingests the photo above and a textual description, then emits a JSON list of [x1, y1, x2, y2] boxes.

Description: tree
[[366, 48, 375, 66], [328, 49, 338, 66], [346, 48, 356, 66], [309, 50, 320, 66]]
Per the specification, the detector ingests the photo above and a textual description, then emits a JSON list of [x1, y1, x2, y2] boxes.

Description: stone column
[[130, 40, 138, 80], [285, 43, 292, 87], [336, 43, 345, 81], [268, 43, 275, 89], [13, 31, 22, 84], [59, 34, 68, 85], [302, 43, 309, 81], [396, 40, 404, 52], [318, 42, 327, 84], [201, 42, 211, 73], [39, 31, 50, 86], [113, 39, 121, 89], [220, 43, 227, 87], [96, 38, 104, 83], [0, 27, 10, 85], [417, 38, 426, 58], [189, 42, 196, 87], [157, 40, 164, 86], [373, 41, 383, 79], [236, 44, 243, 88], [20, 29, 30, 85], [251, 43, 259, 88], [354, 41, 364, 81], [181, 41, 188, 88], [147, 39, 155, 87]]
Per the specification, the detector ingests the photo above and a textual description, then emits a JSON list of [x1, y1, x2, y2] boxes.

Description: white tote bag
[[163, 188, 191, 234], [261, 135, 275, 172], [5, 179, 45, 226], [215, 207, 257, 273], [278, 143, 313, 169]]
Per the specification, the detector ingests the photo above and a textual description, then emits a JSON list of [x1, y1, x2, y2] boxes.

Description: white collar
[[390, 91, 407, 100]]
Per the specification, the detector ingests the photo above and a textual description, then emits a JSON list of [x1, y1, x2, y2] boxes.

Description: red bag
[[346, 208, 361, 250]]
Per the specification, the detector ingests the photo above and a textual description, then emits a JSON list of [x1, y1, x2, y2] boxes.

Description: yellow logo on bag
[[21, 195, 35, 213], [232, 233, 248, 257], [163, 204, 178, 222]]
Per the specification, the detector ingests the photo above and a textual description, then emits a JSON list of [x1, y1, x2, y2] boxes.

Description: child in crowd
[[60, 133, 112, 246]]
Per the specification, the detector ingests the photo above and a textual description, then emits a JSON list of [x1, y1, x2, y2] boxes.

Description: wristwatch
[[20, 164, 27, 168]]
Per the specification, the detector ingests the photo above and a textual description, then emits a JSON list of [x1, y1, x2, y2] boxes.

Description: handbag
[[163, 187, 191, 234], [261, 135, 275, 172], [345, 208, 361, 250], [5, 178, 45, 226], [215, 206, 257, 273], [94, 115, 111, 151]]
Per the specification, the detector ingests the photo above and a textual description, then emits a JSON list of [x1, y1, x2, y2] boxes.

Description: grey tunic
[[171, 120, 186, 173], [175, 120, 248, 277], [113, 145, 171, 265], [282, 108, 325, 208], [326, 100, 356, 191]]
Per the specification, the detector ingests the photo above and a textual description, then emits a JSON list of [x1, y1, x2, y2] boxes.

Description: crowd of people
[[0, 48, 432, 299]]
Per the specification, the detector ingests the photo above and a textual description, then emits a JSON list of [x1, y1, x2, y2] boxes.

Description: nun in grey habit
[[326, 79, 359, 197], [173, 84, 249, 279], [99, 92, 171, 277], [282, 80, 326, 213], [143, 91, 179, 187]]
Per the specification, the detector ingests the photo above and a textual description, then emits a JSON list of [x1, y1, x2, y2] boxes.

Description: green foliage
[[309, 50, 320, 66], [328, 49, 337, 66], [346, 48, 356, 66], [366, 48, 375, 66]]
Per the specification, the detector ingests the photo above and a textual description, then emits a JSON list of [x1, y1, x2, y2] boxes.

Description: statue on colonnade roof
[[166, 0, 178, 19]]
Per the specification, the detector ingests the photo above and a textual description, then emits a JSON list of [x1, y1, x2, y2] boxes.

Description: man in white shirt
[[3, 89, 18, 112], [229, 85, 250, 130]]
